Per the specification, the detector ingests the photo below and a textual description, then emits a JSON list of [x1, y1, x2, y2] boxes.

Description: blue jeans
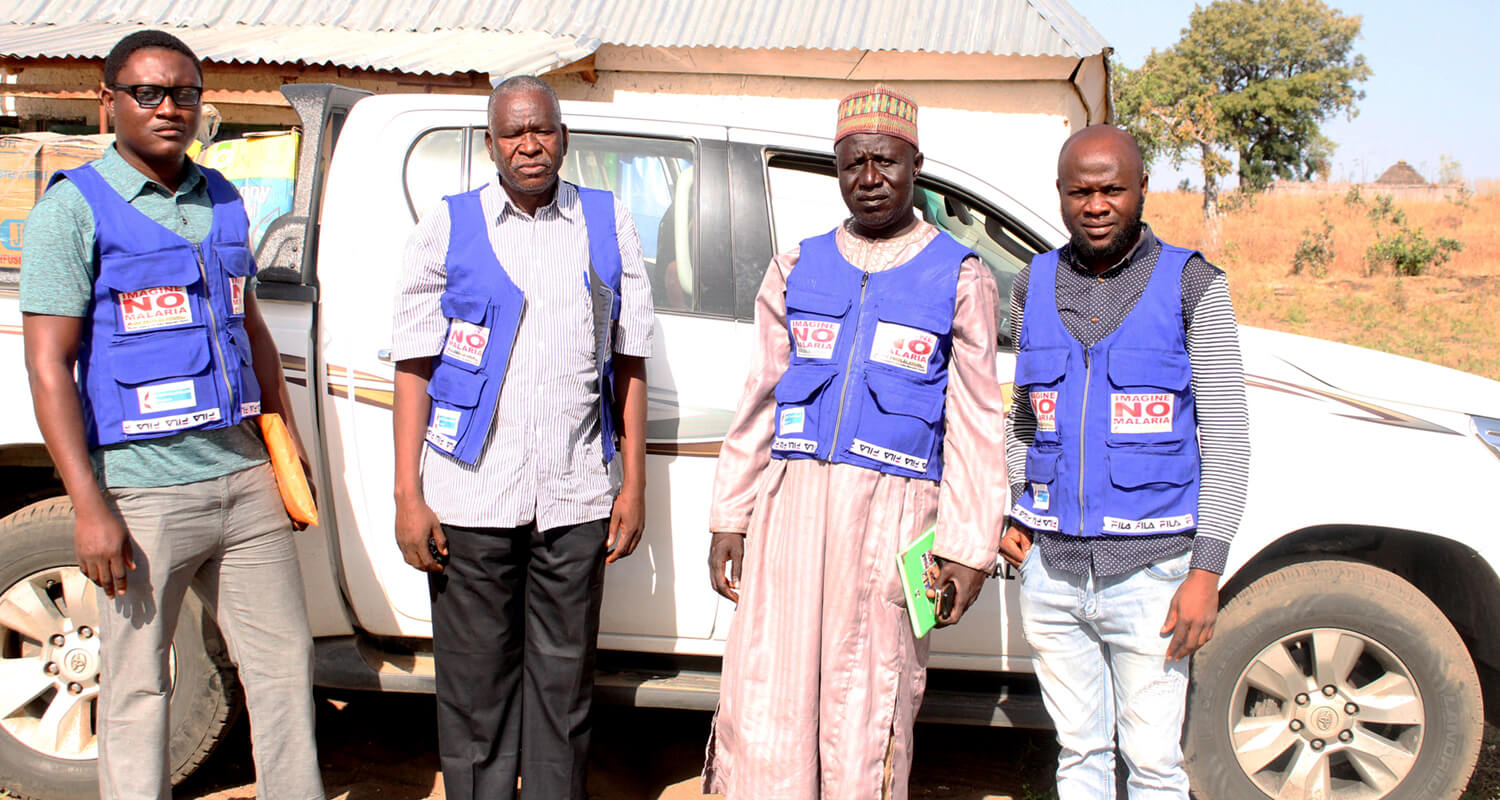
[[1018, 544, 1192, 800]]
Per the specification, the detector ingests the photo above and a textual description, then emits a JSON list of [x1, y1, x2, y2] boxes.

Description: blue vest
[[769, 228, 969, 482], [1011, 243, 1202, 537], [424, 183, 623, 466], [55, 163, 260, 449]]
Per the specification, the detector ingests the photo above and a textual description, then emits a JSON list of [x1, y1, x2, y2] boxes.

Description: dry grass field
[[1147, 185, 1498, 381]]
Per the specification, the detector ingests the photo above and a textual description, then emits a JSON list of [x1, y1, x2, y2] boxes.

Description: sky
[[1065, 0, 1500, 185]]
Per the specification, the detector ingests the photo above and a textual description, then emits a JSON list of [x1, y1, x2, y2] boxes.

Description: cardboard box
[[0, 133, 112, 273]]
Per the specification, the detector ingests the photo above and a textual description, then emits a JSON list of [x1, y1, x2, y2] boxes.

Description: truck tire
[[1185, 558, 1482, 800], [0, 497, 242, 800]]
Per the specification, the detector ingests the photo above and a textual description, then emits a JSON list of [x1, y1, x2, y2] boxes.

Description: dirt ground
[[175, 691, 1059, 800]]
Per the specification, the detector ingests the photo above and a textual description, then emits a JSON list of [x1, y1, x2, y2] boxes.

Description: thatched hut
[[1375, 160, 1427, 185]]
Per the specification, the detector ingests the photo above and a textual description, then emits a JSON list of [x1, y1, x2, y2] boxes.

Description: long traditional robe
[[703, 219, 1010, 799]]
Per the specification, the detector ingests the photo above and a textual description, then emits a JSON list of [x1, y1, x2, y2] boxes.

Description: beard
[[1068, 208, 1145, 268]]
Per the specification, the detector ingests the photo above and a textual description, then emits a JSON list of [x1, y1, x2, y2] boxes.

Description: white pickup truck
[[2, 85, 1498, 800]]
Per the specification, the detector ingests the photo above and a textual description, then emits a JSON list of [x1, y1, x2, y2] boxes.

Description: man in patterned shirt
[[390, 76, 654, 799], [999, 125, 1250, 798]]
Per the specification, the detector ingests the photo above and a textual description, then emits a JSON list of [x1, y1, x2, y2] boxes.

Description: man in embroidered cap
[[702, 85, 1009, 799]]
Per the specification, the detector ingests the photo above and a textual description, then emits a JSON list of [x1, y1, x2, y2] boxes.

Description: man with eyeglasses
[[20, 30, 324, 800]]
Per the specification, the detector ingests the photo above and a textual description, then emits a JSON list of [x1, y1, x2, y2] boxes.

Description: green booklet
[[897, 524, 940, 639]]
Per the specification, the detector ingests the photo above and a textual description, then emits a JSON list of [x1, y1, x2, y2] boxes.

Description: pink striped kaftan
[[702, 219, 1010, 799]]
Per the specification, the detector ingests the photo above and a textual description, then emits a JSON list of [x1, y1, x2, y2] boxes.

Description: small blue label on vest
[[432, 408, 461, 438], [1033, 483, 1050, 511], [779, 407, 805, 435], [136, 380, 196, 413]]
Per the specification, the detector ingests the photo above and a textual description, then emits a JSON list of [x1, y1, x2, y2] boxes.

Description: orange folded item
[[259, 412, 319, 527]]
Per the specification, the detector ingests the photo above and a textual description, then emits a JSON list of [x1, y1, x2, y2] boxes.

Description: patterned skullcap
[[835, 84, 919, 148]]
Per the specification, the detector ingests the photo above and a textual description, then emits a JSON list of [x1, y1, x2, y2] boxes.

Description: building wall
[[546, 57, 1088, 229]]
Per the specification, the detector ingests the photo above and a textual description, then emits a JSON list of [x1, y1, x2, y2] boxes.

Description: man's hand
[[75, 503, 133, 598], [606, 486, 645, 564], [708, 532, 745, 603], [926, 558, 988, 627], [1162, 568, 1219, 660], [998, 522, 1033, 568], [395, 495, 446, 573]]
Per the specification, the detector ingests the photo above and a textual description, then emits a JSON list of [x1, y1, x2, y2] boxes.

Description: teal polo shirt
[[19, 146, 268, 488]]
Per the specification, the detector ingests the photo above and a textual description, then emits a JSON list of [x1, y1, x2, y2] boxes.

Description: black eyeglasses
[[111, 84, 203, 108]]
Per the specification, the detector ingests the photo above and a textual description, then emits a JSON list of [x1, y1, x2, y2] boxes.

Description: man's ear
[[559, 123, 570, 159], [1142, 173, 1150, 194], [100, 84, 116, 120], [912, 149, 924, 176]]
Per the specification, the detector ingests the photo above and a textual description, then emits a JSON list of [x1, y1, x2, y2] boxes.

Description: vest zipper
[[829, 269, 871, 452], [195, 244, 235, 407], [1078, 348, 1091, 533]]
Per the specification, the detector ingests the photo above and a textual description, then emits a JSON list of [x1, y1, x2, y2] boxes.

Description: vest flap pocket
[[774, 367, 837, 404], [1107, 451, 1196, 488], [865, 373, 944, 423], [439, 291, 489, 325], [98, 250, 202, 292], [1015, 347, 1068, 387], [876, 301, 953, 336], [217, 244, 255, 277], [785, 287, 850, 317], [228, 324, 254, 364], [426, 366, 487, 408], [109, 329, 211, 385], [1025, 448, 1060, 483], [1107, 348, 1191, 392]]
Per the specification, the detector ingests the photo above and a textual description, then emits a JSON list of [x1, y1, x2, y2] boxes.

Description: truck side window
[[404, 128, 466, 222], [765, 156, 1040, 339], [468, 129, 700, 315]]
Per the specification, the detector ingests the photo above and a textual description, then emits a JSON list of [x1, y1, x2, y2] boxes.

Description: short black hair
[[103, 30, 202, 87]]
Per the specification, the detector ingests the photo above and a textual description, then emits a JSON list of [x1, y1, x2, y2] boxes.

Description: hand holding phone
[[937, 581, 957, 621]]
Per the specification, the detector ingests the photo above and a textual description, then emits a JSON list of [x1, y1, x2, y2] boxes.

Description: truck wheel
[[0, 498, 242, 800], [1185, 558, 1482, 800]]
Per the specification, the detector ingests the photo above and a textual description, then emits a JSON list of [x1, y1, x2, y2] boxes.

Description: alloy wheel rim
[[0, 567, 102, 759], [1229, 627, 1424, 799]]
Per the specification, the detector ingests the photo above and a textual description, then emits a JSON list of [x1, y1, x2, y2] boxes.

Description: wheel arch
[[0, 445, 63, 519], [1225, 524, 1500, 724]]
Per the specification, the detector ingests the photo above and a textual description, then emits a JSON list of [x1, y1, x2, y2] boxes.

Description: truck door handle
[[377, 348, 393, 362]]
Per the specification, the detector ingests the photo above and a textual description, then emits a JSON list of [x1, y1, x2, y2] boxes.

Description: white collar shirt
[[393, 179, 655, 529]]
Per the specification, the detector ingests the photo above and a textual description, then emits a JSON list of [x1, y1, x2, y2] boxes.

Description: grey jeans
[[99, 463, 323, 800]]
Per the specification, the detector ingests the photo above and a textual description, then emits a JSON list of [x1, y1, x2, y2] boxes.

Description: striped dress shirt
[[392, 180, 655, 530]]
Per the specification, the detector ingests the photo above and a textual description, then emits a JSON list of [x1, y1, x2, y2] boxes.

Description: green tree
[[1116, 0, 1371, 223]]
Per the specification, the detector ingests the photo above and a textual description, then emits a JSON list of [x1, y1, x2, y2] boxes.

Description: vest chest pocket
[[99, 250, 204, 335], [772, 366, 836, 456], [1105, 348, 1190, 446], [849, 372, 945, 476], [438, 292, 495, 372], [425, 366, 488, 456], [866, 302, 951, 378], [785, 288, 850, 363], [107, 329, 221, 435], [1015, 347, 1068, 445]]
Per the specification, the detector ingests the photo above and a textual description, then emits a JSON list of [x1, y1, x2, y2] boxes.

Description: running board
[[314, 636, 1052, 729]]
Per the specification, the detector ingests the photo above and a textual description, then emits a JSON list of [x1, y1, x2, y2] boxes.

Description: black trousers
[[430, 518, 609, 800]]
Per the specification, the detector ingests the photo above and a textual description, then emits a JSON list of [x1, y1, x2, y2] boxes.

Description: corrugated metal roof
[[0, 22, 594, 77], [1, 0, 1110, 59]]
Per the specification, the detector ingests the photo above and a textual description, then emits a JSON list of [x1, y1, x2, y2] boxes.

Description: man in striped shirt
[[998, 125, 1250, 799], [390, 76, 654, 799]]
